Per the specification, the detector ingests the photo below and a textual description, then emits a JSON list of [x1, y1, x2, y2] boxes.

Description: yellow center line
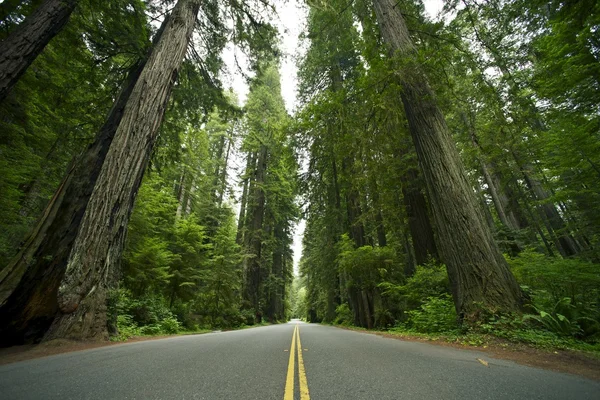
[[284, 325, 297, 400], [283, 324, 311, 400], [296, 325, 310, 400]]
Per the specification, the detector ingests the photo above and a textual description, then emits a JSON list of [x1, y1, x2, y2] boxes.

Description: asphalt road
[[0, 321, 599, 399]]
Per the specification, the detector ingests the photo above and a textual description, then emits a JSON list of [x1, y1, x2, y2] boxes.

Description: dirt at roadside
[[0, 336, 173, 366], [365, 329, 600, 381]]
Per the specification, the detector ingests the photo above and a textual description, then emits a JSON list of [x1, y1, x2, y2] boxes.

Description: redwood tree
[[0, 0, 201, 343], [372, 0, 523, 319], [0, 0, 79, 102]]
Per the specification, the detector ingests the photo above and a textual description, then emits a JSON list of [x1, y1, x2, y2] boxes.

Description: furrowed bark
[[0, 58, 146, 345], [236, 152, 255, 245], [0, 0, 79, 102], [42, 0, 201, 341], [242, 144, 267, 321], [372, 0, 522, 318], [402, 168, 438, 266]]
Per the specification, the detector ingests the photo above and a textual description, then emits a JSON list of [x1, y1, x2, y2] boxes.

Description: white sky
[[221, 0, 445, 274]]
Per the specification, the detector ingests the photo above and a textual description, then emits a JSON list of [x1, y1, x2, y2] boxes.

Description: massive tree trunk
[[43, 0, 201, 341], [0, 57, 147, 345], [267, 223, 285, 322], [217, 138, 232, 207], [0, 0, 78, 102], [0, 0, 200, 344], [372, 0, 522, 318], [367, 174, 387, 247], [243, 145, 268, 320]]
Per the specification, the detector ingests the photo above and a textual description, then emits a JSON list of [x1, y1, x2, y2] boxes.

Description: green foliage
[[507, 249, 600, 303], [524, 298, 599, 339], [111, 288, 182, 340], [338, 236, 400, 292], [379, 263, 450, 314], [159, 317, 182, 334], [115, 314, 142, 340], [404, 295, 458, 333], [334, 304, 354, 326], [506, 249, 600, 340], [289, 278, 307, 319]]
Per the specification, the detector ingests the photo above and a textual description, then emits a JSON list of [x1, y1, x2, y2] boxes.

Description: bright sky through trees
[[220, 0, 444, 274]]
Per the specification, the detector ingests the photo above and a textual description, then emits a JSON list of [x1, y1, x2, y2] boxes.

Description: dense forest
[[0, 0, 599, 351]]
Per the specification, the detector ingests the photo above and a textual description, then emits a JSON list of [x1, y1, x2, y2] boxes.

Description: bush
[[160, 317, 181, 334], [240, 309, 256, 326], [507, 249, 600, 305], [379, 263, 449, 306], [112, 288, 184, 337], [334, 303, 354, 326], [524, 297, 600, 338], [115, 314, 142, 340], [405, 294, 458, 333], [507, 249, 600, 340]]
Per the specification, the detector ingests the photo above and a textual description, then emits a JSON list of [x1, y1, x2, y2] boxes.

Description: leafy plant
[[405, 294, 458, 333], [160, 317, 182, 334], [334, 303, 353, 326], [524, 297, 596, 338]]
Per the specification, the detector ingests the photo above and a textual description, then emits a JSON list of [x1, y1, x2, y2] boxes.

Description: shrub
[[111, 288, 185, 337], [240, 309, 256, 326], [405, 294, 458, 333], [334, 303, 354, 326], [507, 249, 600, 305], [507, 249, 600, 340], [160, 317, 181, 334], [524, 297, 600, 338], [379, 263, 449, 305], [115, 314, 142, 340]]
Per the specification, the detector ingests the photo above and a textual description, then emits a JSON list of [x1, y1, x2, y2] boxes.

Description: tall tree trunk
[[402, 168, 438, 265], [217, 137, 232, 207], [368, 175, 387, 247], [175, 171, 187, 219], [372, 0, 522, 318], [211, 134, 226, 203], [0, 14, 171, 345], [343, 157, 366, 248], [516, 156, 580, 257], [268, 224, 284, 322], [42, 0, 201, 341], [0, 57, 148, 345], [236, 152, 255, 245], [243, 145, 267, 319], [0, 0, 79, 102]]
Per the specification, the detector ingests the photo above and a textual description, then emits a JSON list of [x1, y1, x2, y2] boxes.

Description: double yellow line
[[284, 324, 310, 400]]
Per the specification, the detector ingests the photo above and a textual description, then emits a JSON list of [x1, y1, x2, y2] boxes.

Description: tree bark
[[520, 165, 579, 257], [236, 152, 255, 245], [217, 137, 232, 207], [0, 56, 150, 345], [464, 114, 524, 232], [0, 0, 79, 102], [242, 144, 267, 319], [402, 168, 438, 265], [175, 171, 187, 219], [42, 0, 201, 341], [372, 0, 522, 318]]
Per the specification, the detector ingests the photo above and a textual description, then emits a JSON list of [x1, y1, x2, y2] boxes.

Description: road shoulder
[[334, 325, 600, 381]]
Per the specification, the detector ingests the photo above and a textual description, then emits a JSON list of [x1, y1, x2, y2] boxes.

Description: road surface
[[0, 321, 598, 399]]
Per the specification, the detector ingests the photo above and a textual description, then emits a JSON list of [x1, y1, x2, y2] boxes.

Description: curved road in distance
[[0, 321, 598, 399]]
